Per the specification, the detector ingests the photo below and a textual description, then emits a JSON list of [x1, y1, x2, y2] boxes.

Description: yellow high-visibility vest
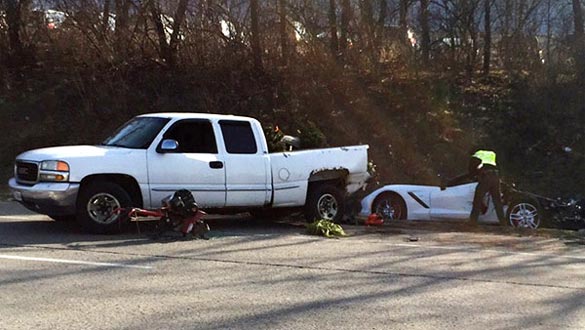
[[473, 150, 497, 169]]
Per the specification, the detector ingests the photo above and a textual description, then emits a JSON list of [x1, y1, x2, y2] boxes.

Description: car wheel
[[507, 200, 541, 229], [305, 184, 345, 223], [76, 181, 132, 234], [372, 192, 407, 221]]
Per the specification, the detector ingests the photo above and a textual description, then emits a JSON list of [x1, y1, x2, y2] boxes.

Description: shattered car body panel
[[360, 181, 585, 229], [269, 146, 370, 207]]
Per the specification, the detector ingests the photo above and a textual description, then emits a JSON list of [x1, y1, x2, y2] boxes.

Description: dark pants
[[470, 171, 506, 225]]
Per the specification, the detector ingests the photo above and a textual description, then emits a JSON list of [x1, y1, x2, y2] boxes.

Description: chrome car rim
[[87, 193, 121, 224], [317, 194, 338, 220], [375, 199, 401, 220], [509, 203, 540, 228]]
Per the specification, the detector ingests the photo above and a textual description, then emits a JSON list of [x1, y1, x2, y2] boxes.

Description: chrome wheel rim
[[87, 193, 121, 224], [375, 198, 401, 220], [317, 194, 338, 220], [509, 203, 540, 229]]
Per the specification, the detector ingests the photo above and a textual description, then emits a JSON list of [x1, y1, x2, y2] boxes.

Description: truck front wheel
[[305, 184, 345, 223], [76, 181, 132, 234]]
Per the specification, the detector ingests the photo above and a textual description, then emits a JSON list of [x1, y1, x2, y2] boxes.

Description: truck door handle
[[209, 161, 223, 169]]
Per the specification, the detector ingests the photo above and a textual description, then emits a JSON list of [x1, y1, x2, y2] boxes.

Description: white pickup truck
[[9, 113, 369, 233]]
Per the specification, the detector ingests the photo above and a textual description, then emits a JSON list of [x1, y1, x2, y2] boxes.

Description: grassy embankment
[[1, 62, 583, 199]]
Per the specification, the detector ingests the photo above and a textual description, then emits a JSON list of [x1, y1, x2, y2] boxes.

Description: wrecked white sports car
[[359, 182, 544, 228]]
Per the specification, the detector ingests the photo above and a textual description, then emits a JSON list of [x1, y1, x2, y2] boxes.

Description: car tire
[[304, 184, 345, 223], [507, 199, 542, 229], [372, 192, 407, 221], [76, 181, 132, 234]]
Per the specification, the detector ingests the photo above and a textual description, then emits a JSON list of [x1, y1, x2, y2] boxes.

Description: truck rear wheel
[[305, 184, 345, 223], [76, 181, 132, 234]]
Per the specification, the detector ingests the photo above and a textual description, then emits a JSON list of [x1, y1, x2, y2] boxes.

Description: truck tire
[[304, 184, 345, 223], [76, 181, 132, 234]]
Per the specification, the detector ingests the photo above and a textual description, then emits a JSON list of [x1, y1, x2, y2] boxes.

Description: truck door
[[219, 120, 271, 207], [147, 119, 226, 208]]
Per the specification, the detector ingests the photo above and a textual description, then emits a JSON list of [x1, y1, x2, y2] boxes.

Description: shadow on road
[[1, 201, 582, 250], [0, 201, 311, 248]]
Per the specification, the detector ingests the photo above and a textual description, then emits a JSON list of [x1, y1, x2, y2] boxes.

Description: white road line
[[0, 254, 152, 269]]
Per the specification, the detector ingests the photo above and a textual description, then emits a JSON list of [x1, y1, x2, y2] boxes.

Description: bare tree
[[359, 0, 374, 26], [278, 0, 289, 65], [328, 0, 339, 56], [461, 0, 480, 76], [502, 0, 511, 36], [339, 0, 352, 55], [250, 0, 262, 71], [2, 0, 31, 65], [114, 0, 131, 57], [399, 0, 409, 30], [378, 0, 388, 26], [149, 0, 172, 63], [147, 0, 189, 67], [572, 0, 585, 82], [573, 0, 584, 38], [102, 0, 112, 38], [168, 0, 189, 56], [495, 0, 544, 72], [483, 0, 492, 75], [419, 0, 430, 64], [359, 0, 375, 60]]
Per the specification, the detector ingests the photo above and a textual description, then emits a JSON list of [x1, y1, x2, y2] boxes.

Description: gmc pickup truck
[[9, 113, 369, 233]]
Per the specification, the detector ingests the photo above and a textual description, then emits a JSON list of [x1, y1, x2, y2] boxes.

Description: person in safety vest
[[467, 149, 506, 226]]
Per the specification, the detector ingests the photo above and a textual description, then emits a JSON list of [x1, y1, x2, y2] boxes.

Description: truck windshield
[[101, 117, 170, 149]]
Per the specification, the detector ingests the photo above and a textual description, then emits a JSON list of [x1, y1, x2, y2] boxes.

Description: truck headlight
[[40, 160, 70, 171], [39, 160, 70, 182]]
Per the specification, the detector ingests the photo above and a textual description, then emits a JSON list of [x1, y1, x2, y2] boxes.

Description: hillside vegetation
[[1, 0, 584, 198]]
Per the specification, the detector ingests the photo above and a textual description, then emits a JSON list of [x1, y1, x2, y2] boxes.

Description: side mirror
[[158, 139, 179, 153]]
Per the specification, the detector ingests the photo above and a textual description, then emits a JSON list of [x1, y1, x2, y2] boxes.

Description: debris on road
[[364, 213, 384, 226], [306, 219, 347, 238]]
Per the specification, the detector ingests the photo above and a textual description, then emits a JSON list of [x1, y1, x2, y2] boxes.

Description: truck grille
[[16, 161, 39, 183]]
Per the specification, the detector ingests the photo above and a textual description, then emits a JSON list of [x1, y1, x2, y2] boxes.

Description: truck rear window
[[220, 120, 258, 154]]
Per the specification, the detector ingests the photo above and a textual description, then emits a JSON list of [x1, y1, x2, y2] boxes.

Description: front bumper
[[8, 178, 79, 216]]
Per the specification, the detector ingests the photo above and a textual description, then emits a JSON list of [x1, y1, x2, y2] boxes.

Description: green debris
[[306, 219, 347, 238]]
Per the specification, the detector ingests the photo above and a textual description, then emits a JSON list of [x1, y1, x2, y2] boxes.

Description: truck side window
[[164, 120, 218, 154], [220, 120, 258, 154]]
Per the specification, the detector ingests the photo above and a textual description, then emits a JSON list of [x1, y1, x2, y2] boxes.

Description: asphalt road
[[1, 201, 584, 330]]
